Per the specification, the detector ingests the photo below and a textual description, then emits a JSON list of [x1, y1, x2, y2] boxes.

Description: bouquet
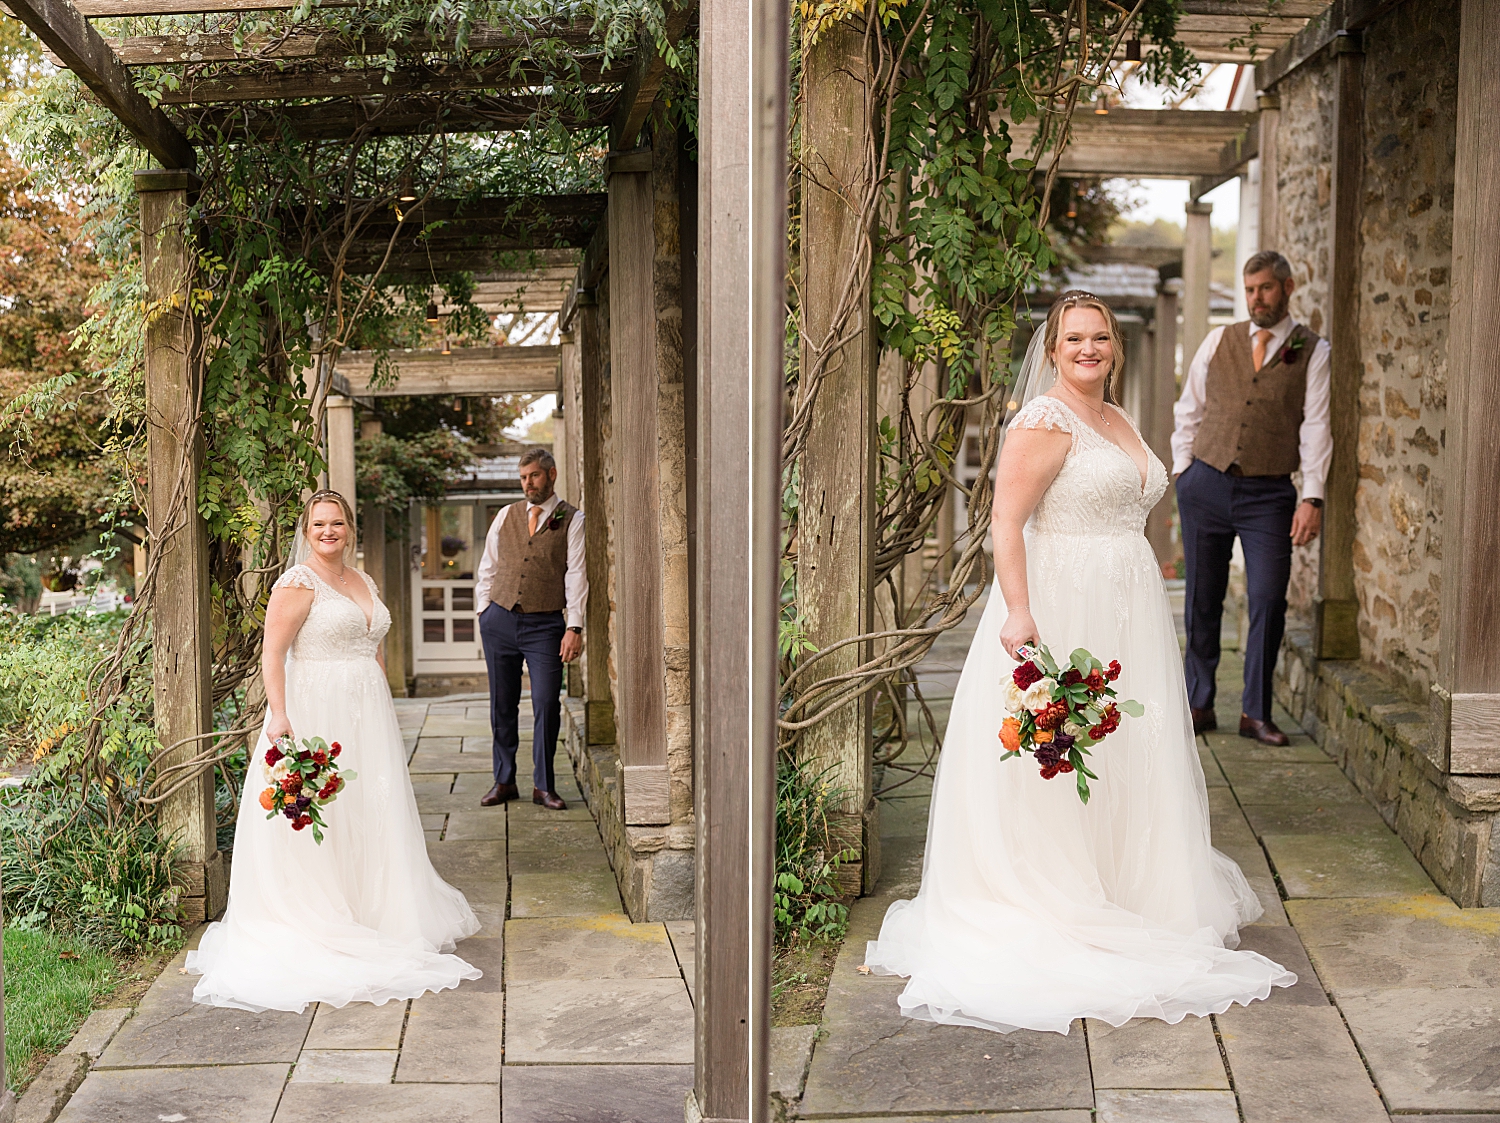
[[258, 735, 356, 844], [999, 644, 1143, 803]]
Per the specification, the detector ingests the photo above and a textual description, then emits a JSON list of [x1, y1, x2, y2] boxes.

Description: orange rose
[[259, 787, 277, 811], [1033, 730, 1054, 743], [999, 717, 1022, 752]]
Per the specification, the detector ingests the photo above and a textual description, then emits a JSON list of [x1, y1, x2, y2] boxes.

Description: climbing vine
[[779, 0, 1197, 786]]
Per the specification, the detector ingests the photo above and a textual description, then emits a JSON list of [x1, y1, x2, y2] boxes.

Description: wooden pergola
[[7, 0, 786, 1118]]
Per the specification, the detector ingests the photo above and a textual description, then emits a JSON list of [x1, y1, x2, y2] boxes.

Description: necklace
[[311, 556, 349, 587], [1059, 385, 1109, 426]]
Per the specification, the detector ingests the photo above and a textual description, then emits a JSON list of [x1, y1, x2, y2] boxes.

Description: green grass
[[3, 928, 118, 1091]]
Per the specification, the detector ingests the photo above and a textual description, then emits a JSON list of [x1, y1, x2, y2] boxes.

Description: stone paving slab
[[665, 919, 696, 996], [510, 870, 622, 917], [1238, 798, 1394, 838], [505, 799, 594, 822], [409, 748, 494, 774], [56, 1063, 290, 1123], [453, 936, 505, 994], [769, 1024, 818, 1100], [418, 736, 464, 752], [1216, 1004, 1388, 1123], [426, 840, 508, 897], [411, 777, 458, 800], [1214, 760, 1370, 806], [1232, 924, 1328, 1006], [1085, 1016, 1228, 1089], [421, 717, 494, 738], [454, 772, 500, 796], [507, 845, 615, 877], [62, 1008, 132, 1061], [1094, 1088, 1238, 1122], [1261, 831, 1436, 898], [1337, 987, 1500, 1111], [290, 1048, 398, 1083], [508, 819, 605, 851], [802, 1116, 1089, 1123], [304, 999, 407, 1050], [444, 810, 508, 841], [396, 988, 504, 1083], [1204, 735, 1329, 764], [273, 1082, 500, 1122], [1198, 747, 1229, 785], [499, 1064, 694, 1123], [504, 979, 694, 1064], [876, 795, 932, 839], [1286, 895, 1500, 995], [504, 915, 678, 981]]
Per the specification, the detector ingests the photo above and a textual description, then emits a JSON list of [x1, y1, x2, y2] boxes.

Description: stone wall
[[1349, 0, 1458, 696], [1270, 49, 1335, 619]]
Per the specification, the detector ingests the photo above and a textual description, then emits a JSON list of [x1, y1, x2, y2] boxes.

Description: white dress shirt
[[473, 493, 588, 629], [1170, 316, 1333, 500]]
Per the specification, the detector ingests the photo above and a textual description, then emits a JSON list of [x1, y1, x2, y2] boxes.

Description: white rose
[[1063, 720, 1084, 737], [268, 759, 290, 783], [1001, 680, 1026, 713], [1022, 678, 1057, 714]]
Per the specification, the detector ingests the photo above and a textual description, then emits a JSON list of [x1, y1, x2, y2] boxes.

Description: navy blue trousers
[[1175, 460, 1297, 721], [479, 604, 565, 792]]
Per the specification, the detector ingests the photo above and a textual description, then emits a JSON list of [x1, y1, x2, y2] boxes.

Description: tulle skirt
[[186, 653, 481, 1013], [864, 529, 1296, 1034]]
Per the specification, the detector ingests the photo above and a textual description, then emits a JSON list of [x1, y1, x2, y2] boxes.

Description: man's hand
[[1291, 501, 1322, 547], [560, 629, 583, 663]]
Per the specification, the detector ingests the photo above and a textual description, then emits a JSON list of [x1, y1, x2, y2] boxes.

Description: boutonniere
[[546, 505, 568, 531], [1279, 335, 1307, 366]]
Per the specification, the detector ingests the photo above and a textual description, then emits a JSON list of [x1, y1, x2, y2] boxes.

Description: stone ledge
[[1276, 627, 1497, 906], [16, 1051, 88, 1123]]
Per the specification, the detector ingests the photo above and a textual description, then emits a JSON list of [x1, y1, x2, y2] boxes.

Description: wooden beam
[[108, 22, 602, 65], [559, 210, 610, 330], [609, 0, 696, 151], [1147, 285, 1179, 565], [1437, 0, 1500, 775], [1257, 92, 1281, 248], [1313, 31, 1364, 660], [1254, 0, 1403, 90], [335, 345, 560, 396], [75, 0, 351, 12], [1010, 109, 1257, 178], [1076, 244, 1183, 269], [1182, 201, 1214, 370], [576, 295, 616, 745], [6, 0, 195, 169], [155, 57, 620, 105]]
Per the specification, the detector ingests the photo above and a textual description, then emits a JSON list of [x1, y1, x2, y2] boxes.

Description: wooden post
[[1182, 201, 1213, 371], [1314, 32, 1364, 661], [1257, 93, 1280, 250], [1146, 282, 1180, 566], [325, 393, 357, 543], [1436, 0, 1500, 774], [137, 169, 225, 924], [607, 156, 672, 825], [557, 331, 582, 696], [692, 0, 786, 1114], [577, 296, 617, 745], [798, 18, 877, 889]]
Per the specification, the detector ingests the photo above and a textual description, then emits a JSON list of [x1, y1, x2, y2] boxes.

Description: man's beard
[[1249, 291, 1290, 328]]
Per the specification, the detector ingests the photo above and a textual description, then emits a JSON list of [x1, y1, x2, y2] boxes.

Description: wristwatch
[[1303, 497, 1324, 509], [567, 626, 582, 634]]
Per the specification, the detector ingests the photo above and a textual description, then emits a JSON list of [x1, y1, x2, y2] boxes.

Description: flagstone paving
[[42, 691, 695, 1123], [784, 591, 1500, 1122]]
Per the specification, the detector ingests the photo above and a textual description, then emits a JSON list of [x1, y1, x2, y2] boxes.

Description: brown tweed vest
[[488, 500, 574, 613], [1192, 320, 1319, 477]]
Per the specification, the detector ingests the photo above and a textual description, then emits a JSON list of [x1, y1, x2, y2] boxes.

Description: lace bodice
[[1008, 396, 1168, 537], [273, 564, 391, 662]]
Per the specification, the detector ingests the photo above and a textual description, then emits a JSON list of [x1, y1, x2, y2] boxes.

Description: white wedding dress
[[187, 564, 481, 1013], [864, 396, 1295, 1034]]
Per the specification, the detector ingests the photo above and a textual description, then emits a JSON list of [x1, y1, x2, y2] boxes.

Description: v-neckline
[[308, 566, 374, 632], [1047, 396, 1152, 495]]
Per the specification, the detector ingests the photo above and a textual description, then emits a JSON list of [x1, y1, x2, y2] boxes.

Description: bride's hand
[[266, 712, 294, 746], [1000, 608, 1040, 661]]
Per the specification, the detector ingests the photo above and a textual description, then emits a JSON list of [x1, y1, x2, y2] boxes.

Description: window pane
[[451, 586, 474, 611], [423, 618, 447, 643], [422, 587, 445, 611], [452, 618, 475, 643]]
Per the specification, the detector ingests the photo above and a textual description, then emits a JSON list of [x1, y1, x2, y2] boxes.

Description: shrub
[[774, 757, 858, 946]]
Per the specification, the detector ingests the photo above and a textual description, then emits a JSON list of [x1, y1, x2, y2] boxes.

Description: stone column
[[1182, 201, 1214, 371], [1314, 32, 1364, 661], [325, 394, 357, 543], [1436, 0, 1500, 775], [1257, 93, 1281, 251], [1146, 281, 1180, 565], [136, 169, 225, 924], [359, 416, 388, 646], [798, 17, 878, 893]]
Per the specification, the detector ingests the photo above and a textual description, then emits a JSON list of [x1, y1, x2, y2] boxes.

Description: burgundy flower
[[292, 816, 310, 831], [297, 750, 312, 763], [330, 744, 342, 759], [313, 750, 328, 767], [1034, 744, 1063, 769], [1040, 762, 1062, 780], [1061, 668, 1083, 686], [1035, 700, 1070, 731], [279, 775, 302, 794], [1106, 660, 1122, 682], [264, 746, 284, 767], [283, 806, 299, 820], [1084, 669, 1107, 692], [1013, 661, 1044, 690], [1054, 732, 1076, 752]]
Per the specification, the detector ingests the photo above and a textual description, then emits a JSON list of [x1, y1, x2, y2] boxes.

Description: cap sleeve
[[273, 565, 316, 592], [1007, 396, 1078, 437]]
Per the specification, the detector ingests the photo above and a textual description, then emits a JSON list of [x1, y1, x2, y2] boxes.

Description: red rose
[[264, 746, 284, 767], [1106, 660, 1121, 682], [1035, 700, 1070, 731], [330, 744, 342, 758], [313, 750, 328, 767], [1084, 669, 1107, 692], [1013, 661, 1044, 689], [1061, 668, 1083, 686]]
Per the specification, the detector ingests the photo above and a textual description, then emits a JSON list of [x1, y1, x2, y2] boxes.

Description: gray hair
[[519, 447, 556, 471], [1243, 250, 1293, 282]]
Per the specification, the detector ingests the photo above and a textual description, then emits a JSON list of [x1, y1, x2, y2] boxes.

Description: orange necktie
[[1252, 329, 1274, 372], [528, 505, 541, 536]]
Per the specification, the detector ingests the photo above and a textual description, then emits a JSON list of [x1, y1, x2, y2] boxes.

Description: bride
[[864, 291, 1295, 1033], [187, 490, 481, 1013]]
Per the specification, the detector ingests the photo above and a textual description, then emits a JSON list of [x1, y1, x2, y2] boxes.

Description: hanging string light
[[397, 171, 418, 203], [426, 300, 440, 323]]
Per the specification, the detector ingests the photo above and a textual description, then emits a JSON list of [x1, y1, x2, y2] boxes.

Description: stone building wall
[[1271, 51, 1335, 619], [1349, 0, 1459, 697]]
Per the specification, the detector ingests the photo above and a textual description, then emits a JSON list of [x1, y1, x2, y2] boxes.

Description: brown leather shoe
[[1239, 715, 1290, 746], [1191, 707, 1218, 735], [480, 781, 519, 807], [533, 788, 567, 811]]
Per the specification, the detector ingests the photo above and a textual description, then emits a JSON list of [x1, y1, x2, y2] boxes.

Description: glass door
[[412, 500, 487, 673]]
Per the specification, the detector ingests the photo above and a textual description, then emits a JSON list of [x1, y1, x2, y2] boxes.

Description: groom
[[1170, 250, 1331, 746], [472, 447, 586, 810]]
